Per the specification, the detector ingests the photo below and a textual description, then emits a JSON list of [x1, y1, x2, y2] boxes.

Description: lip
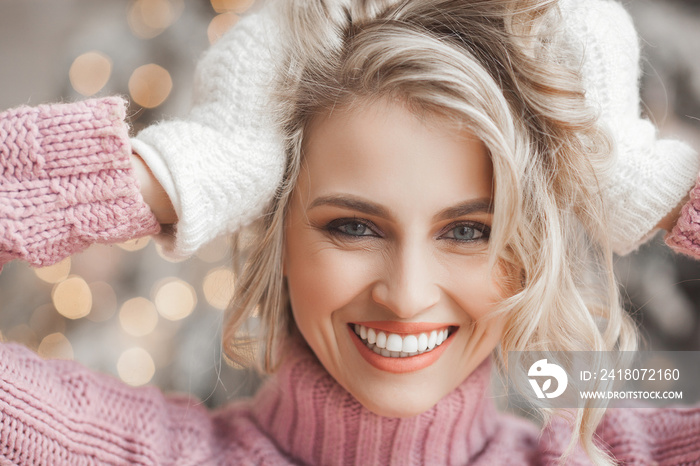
[[347, 324, 457, 374], [353, 320, 457, 335]]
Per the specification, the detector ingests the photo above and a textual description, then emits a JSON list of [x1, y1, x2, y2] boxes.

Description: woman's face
[[284, 99, 512, 417]]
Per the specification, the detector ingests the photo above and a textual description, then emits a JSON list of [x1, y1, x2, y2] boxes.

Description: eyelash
[[324, 218, 490, 244]]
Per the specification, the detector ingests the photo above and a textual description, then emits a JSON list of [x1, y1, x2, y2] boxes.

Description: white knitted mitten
[[134, 0, 697, 258], [560, 0, 700, 255], [131, 1, 284, 258]]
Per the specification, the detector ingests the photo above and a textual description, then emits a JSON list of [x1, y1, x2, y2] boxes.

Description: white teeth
[[367, 327, 376, 344], [417, 333, 428, 352], [402, 335, 418, 353], [428, 331, 437, 349], [376, 331, 387, 349], [353, 324, 452, 358], [386, 334, 403, 352]]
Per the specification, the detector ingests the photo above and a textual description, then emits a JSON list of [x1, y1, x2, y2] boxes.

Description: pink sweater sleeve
[[0, 342, 222, 464], [665, 172, 700, 259], [596, 406, 700, 464], [0, 97, 160, 270]]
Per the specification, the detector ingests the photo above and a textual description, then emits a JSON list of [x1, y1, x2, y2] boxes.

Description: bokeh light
[[210, 0, 255, 13], [52, 276, 92, 320], [117, 237, 151, 252], [69, 51, 112, 97], [117, 347, 156, 386], [202, 266, 235, 310], [153, 278, 197, 321], [87, 281, 118, 322], [119, 297, 158, 337], [37, 333, 74, 360], [207, 13, 239, 45], [128, 0, 184, 39], [34, 257, 71, 284], [129, 64, 173, 109]]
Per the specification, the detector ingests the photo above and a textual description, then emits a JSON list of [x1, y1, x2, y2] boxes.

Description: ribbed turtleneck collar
[[250, 341, 498, 465]]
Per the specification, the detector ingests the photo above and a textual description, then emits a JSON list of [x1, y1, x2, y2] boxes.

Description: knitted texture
[[560, 0, 700, 255], [1, 339, 698, 465], [130, 0, 700, 258], [665, 172, 700, 258], [0, 97, 159, 269], [131, 0, 284, 259]]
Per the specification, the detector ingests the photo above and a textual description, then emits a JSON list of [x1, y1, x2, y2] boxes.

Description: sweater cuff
[[665, 171, 700, 259], [0, 97, 160, 269]]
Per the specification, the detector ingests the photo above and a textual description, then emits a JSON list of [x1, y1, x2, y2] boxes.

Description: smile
[[352, 323, 452, 358], [347, 321, 458, 373]]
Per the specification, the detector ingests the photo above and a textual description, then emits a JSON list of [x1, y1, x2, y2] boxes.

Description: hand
[[130, 0, 285, 258], [560, 0, 700, 254], [130, 152, 176, 225], [0, 97, 160, 269]]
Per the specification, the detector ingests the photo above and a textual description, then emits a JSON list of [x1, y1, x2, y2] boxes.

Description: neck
[[251, 341, 498, 465]]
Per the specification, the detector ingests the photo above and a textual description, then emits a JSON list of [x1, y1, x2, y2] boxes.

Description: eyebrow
[[307, 194, 493, 221]]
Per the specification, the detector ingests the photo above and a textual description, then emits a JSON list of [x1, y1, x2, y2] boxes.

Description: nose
[[371, 239, 441, 318]]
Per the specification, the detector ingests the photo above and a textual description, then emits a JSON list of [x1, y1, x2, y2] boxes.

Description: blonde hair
[[224, 1, 637, 463]]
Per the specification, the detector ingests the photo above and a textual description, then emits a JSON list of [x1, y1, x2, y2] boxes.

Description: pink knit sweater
[[2, 98, 700, 465], [0, 97, 159, 270], [0, 339, 698, 465]]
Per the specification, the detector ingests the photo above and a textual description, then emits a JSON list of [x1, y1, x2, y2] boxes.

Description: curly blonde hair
[[224, 1, 637, 463]]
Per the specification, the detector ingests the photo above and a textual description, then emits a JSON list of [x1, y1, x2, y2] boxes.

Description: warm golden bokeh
[[37, 333, 74, 360], [119, 297, 158, 337], [117, 347, 156, 386], [210, 0, 255, 13], [117, 237, 151, 252], [52, 276, 92, 320], [69, 51, 112, 96], [207, 13, 239, 45], [202, 266, 235, 310], [129, 63, 173, 108], [34, 257, 71, 284], [127, 0, 184, 39], [153, 278, 197, 321]]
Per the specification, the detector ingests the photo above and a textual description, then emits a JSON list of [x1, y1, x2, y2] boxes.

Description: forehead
[[298, 99, 493, 210]]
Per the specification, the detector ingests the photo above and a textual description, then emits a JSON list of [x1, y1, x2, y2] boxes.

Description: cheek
[[284, 232, 378, 331], [440, 255, 512, 341]]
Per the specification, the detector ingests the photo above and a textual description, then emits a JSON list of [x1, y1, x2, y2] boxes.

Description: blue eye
[[442, 223, 489, 242], [338, 221, 372, 236], [327, 218, 379, 238]]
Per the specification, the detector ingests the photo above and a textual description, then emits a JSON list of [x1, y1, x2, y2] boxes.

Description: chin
[[348, 383, 449, 418]]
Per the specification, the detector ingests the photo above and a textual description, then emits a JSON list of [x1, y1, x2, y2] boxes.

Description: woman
[[1, 0, 699, 464]]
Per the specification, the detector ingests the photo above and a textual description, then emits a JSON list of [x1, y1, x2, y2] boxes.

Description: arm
[[595, 406, 700, 464], [560, 0, 700, 255], [130, 0, 285, 259], [130, 152, 176, 225], [0, 97, 160, 270], [0, 342, 219, 464]]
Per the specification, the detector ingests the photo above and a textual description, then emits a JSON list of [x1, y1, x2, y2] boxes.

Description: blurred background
[[0, 0, 699, 409]]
